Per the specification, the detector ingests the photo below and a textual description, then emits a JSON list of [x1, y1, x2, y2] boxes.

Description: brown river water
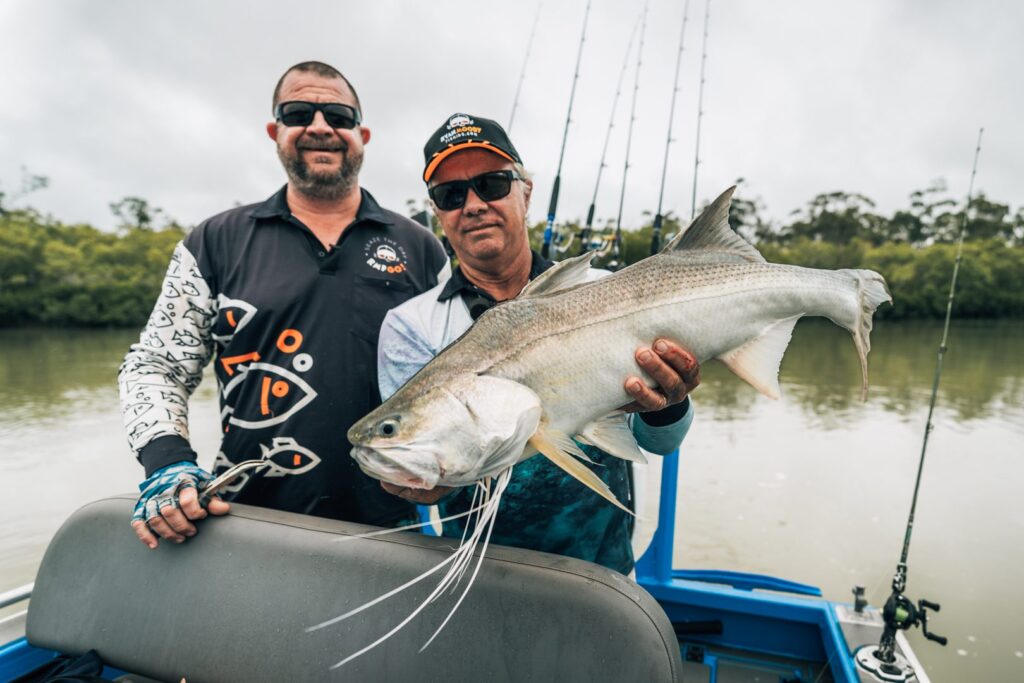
[[0, 320, 1022, 681]]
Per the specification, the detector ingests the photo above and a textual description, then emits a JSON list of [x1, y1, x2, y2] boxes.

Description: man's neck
[[459, 248, 534, 302], [286, 184, 362, 248]]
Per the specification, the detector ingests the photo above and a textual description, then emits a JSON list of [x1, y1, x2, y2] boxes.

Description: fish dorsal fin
[[716, 316, 800, 399], [662, 186, 765, 263], [579, 413, 648, 464], [529, 427, 633, 515], [519, 251, 595, 298]]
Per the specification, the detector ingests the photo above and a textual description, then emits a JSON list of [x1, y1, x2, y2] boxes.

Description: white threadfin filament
[[307, 468, 513, 669]]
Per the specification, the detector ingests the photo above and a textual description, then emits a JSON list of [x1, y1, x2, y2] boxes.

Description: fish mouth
[[351, 446, 440, 490]]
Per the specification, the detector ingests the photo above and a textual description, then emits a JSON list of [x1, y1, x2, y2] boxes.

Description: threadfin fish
[[349, 185, 891, 506]]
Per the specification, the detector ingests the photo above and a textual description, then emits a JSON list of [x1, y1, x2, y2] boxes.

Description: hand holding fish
[[621, 339, 700, 413]]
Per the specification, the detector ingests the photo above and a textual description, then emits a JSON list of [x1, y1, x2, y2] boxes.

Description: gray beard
[[279, 146, 363, 201]]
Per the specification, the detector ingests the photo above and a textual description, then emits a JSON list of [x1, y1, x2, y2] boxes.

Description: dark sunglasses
[[428, 170, 522, 211], [274, 101, 361, 129]]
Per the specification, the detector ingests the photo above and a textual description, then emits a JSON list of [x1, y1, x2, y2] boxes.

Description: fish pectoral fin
[[580, 413, 648, 464], [529, 429, 633, 515], [544, 428, 599, 465], [518, 251, 595, 298], [717, 316, 800, 400]]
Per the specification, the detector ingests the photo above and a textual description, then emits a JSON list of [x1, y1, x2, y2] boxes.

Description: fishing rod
[[541, 0, 591, 260], [690, 0, 711, 220], [609, 2, 649, 271], [507, 2, 542, 133], [650, 0, 691, 255], [576, 12, 642, 256], [855, 127, 984, 682]]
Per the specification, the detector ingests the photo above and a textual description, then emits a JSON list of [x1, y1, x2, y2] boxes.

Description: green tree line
[[0, 197, 185, 326], [1, 183, 1022, 327]]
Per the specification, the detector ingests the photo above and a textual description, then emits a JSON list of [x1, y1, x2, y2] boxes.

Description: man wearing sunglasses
[[374, 113, 698, 575], [120, 61, 449, 549]]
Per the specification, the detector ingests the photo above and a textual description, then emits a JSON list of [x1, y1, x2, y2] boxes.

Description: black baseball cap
[[423, 113, 523, 182]]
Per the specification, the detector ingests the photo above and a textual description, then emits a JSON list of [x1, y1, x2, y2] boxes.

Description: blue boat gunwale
[[635, 448, 862, 682]]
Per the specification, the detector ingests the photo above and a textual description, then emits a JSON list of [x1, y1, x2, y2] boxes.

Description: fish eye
[[377, 419, 400, 438]]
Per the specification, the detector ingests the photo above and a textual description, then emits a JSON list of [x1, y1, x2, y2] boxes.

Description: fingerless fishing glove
[[131, 460, 215, 524]]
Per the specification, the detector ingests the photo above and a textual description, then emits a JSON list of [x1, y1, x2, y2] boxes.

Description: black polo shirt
[[133, 186, 448, 525]]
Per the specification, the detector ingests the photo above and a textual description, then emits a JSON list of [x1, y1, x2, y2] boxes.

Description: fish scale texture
[[398, 255, 866, 435]]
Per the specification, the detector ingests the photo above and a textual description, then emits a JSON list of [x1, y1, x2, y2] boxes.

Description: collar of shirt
[[250, 185, 394, 228], [437, 250, 554, 320]]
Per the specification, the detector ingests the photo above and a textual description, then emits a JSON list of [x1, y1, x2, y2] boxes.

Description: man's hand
[[381, 481, 455, 505], [130, 461, 230, 549], [621, 338, 700, 413]]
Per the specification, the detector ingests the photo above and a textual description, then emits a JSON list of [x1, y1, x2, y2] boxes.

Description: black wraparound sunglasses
[[274, 101, 362, 129], [428, 170, 522, 211]]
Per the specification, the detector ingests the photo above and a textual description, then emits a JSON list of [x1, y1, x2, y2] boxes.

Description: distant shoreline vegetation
[[1, 185, 1022, 328], [0, 197, 186, 327]]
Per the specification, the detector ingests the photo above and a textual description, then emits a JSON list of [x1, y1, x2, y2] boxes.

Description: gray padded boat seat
[[28, 495, 682, 683]]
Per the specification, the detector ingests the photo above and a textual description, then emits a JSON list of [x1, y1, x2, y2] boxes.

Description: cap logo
[[448, 114, 473, 128], [439, 124, 483, 146]]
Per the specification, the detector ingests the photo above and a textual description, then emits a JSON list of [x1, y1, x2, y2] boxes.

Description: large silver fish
[[349, 186, 891, 509]]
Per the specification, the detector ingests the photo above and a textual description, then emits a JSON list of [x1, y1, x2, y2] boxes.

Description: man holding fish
[[357, 113, 889, 577], [373, 114, 700, 574]]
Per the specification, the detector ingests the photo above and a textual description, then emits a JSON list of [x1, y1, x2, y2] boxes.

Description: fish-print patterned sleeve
[[377, 307, 436, 401], [118, 241, 218, 476]]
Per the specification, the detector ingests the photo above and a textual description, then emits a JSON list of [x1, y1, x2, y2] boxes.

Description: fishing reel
[[577, 230, 616, 261], [580, 229, 623, 269], [549, 224, 577, 256], [586, 232, 614, 257], [855, 566, 947, 682]]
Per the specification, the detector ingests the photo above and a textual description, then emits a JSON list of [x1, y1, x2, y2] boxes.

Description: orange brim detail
[[423, 141, 516, 181]]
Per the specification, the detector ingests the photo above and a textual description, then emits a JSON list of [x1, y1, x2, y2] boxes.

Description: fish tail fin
[[838, 269, 892, 401]]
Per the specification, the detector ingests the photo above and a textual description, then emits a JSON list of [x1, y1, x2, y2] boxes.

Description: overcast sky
[[0, 0, 1019, 233]]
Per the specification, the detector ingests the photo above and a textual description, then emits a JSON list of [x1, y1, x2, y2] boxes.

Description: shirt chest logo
[[364, 236, 409, 275]]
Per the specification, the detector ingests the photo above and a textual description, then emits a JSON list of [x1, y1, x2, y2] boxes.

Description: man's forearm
[[136, 435, 199, 478], [119, 241, 217, 469], [632, 397, 694, 455]]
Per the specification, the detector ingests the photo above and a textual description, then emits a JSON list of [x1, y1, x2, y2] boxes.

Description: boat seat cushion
[[27, 496, 682, 682]]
